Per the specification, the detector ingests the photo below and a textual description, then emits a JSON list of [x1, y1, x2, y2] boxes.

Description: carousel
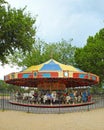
[[4, 59, 99, 108]]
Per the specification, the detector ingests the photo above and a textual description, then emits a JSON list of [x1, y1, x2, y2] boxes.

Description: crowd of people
[[13, 89, 92, 105]]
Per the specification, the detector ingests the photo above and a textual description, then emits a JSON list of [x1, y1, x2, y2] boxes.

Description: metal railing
[[0, 91, 104, 114]]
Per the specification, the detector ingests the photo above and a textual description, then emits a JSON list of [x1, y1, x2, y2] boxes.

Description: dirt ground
[[0, 108, 104, 130]]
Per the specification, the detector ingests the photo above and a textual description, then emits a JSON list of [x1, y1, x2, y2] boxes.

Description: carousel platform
[[9, 100, 94, 108]]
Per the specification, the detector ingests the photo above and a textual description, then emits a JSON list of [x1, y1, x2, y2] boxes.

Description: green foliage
[[9, 38, 76, 67], [75, 28, 104, 86], [90, 86, 104, 95], [0, 0, 6, 5], [43, 39, 76, 65], [0, 80, 23, 92], [0, 0, 36, 64]]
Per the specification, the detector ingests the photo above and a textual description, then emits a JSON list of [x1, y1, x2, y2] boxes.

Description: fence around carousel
[[0, 90, 104, 114]]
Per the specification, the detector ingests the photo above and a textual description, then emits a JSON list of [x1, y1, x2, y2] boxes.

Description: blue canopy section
[[40, 60, 62, 71]]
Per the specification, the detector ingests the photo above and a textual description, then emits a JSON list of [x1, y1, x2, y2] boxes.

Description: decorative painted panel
[[50, 72, 58, 77], [4, 75, 10, 80], [58, 71, 63, 77], [63, 71, 69, 77], [73, 73, 79, 78], [79, 74, 85, 78], [42, 73, 51, 78], [37, 72, 58, 78], [23, 74, 29, 78], [91, 76, 96, 81], [69, 72, 73, 78], [10, 73, 15, 79], [22, 73, 33, 78]]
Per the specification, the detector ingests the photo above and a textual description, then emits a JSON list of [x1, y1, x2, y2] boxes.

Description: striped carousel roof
[[4, 59, 99, 89], [23, 59, 83, 72]]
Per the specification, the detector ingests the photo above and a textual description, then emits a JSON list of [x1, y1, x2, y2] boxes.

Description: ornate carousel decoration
[[4, 59, 99, 108]]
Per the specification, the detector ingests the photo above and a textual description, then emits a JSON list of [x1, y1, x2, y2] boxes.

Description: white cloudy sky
[[7, 0, 104, 46], [1, 0, 104, 79]]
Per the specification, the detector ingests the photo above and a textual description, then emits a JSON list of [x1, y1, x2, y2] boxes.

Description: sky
[[1, 0, 104, 80]]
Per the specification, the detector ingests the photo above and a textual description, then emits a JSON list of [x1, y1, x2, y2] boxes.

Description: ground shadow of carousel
[[4, 59, 99, 108]]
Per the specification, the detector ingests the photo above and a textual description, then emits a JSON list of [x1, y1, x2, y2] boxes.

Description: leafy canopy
[[0, 0, 37, 64], [9, 38, 76, 68], [75, 28, 104, 84]]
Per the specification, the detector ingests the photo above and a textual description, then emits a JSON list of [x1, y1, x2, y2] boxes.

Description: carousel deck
[[9, 100, 94, 108]]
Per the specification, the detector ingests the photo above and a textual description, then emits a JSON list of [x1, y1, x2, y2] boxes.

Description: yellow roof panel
[[23, 59, 83, 72]]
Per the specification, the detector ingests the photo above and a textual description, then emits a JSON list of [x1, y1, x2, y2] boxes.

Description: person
[[69, 92, 74, 104], [15, 91, 22, 102], [77, 94, 82, 103], [73, 90, 78, 104], [66, 95, 71, 104], [33, 92, 38, 103], [43, 94, 47, 104], [88, 94, 92, 102], [51, 91, 56, 104], [82, 91, 87, 102]]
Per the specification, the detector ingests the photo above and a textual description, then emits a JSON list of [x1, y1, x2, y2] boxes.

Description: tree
[[8, 38, 47, 67], [43, 39, 76, 65], [0, 0, 36, 64], [8, 38, 76, 68], [0, 79, 22, 92], [75, 28, 104, 86]]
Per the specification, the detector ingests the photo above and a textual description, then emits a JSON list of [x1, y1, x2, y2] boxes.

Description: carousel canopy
[[23, 59, 83, 72], [4, 59, 99, 90]]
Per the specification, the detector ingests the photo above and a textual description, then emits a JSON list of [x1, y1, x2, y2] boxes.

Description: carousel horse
[[22, 92, 34, 103]]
